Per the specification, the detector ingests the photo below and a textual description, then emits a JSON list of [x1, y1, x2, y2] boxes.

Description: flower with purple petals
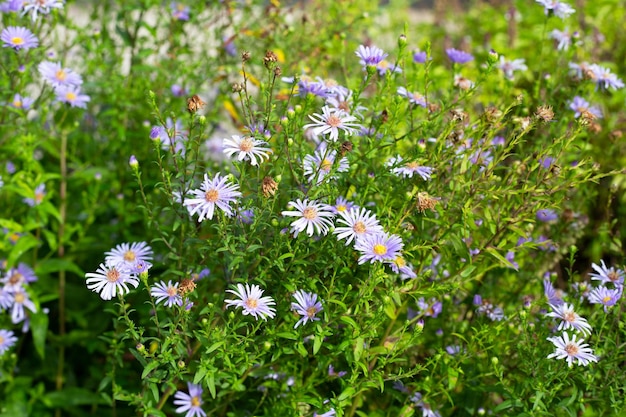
[[589, 260, 624, 287], [223, 135, 272, 166], [155, 118, 189, 155], [328, 364, 347, 378], [225, 283, 276, 320], [183, 173, 242, 221], [2, 263, 37, 291], [588, 285, 621, 312], [297, 76, 329, 98], [497, 56, 527, 80], [281, 199, 335, 237], [546, 303, 592, 336], [446, 48, 474, 64], [397, 87, 427, 107], [151, 281, 183, 307], [303, 106, 361, 142], [170, 2, 190, 21], [303, 146, 349, 184], [537, 209, 558, 222], [54, 85, 90, 108], [386, 155, 433, 180], [330, 196, 355, 215], [0, 329, 18, 355], [0, 0, 22, 12], [568, 96, 602, 119], [417, 297, 442, 318], [588, 64, 624, 91], [413, 50, 427, 63], [21, 0, 65, 22], [536, 0, 575, 19], [355, 44, 387, 69], [105, 242, 153, 272], [23, 183, 46, 206], [171, 84, 187, 97], [173, 382, 206, 417], [9, 287, 37, 323], [388, 255, 417, 279], [1, 26, 39, 51], [291, 290, 323, 328], [333, 207, 384, 246], [38, 61, 83, 88], [85, 263, 139, 300], [550, 28, 576, 51], [377, 59, 402, 76], [355, 232, 404, 264], [544, 277, 565, 306], [547, 332, 597, 367]]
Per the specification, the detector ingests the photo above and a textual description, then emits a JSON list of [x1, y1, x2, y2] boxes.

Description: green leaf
[[35, 258, 84, 277], [141, 361, 160, 379], [30, 311, 49, 359], [207, 373, 216, 399], [7, 234, 39, 267], [42, 387, 107, 407], [313, 334, 323, 355]]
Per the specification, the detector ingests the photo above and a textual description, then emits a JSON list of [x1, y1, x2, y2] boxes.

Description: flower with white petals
[[184, 173, 242, 221], [546, 303, 592, 336], [303, 106, 361, 142], [547, 332, 598, 367], [282, 199, 335, 237], [225, 283, 276, 320], [222, 135, 272, 166]]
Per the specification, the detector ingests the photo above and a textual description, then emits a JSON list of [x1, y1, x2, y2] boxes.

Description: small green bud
[[287, 138, 294, 146], [136, 343, 146, 354], [280, 116, 288, 126], [287, 107, 295, 118], [294, 104, 302, 114], [201, 318, 208, 325], [398, 34, 407, 48], [519, 310, 527, 319], [275, 175, 282, 182], [264, 341, 272, 350], [271, 218, 279, 227], [491, 356, 499, 365], [487, 49, 499, 64], [177, 360, 186, 369], [198, 115, 206, 125]]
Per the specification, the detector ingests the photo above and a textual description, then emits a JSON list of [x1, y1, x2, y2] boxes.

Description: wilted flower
[[568, 96, 602, 119]]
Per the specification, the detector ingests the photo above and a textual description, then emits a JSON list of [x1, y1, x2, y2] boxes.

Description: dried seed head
[[428, 102, 440, 113], [610, 130, 623, 140], [380, 109, 389, 124], [339, 141, 353, 157], [178, 278, 196, 296], [186, 95, 206, 114], [450, 108, 468, 122], [588, 122, 602, 133], [231, 83, 243, 93], [241, 51, 251, 62], [273, 66, 282, 77], [454, 76, 472, 91], [535, 105, 554, 122], [416, 192, 438, 213], [262, 176, 278, 197], [264, 50, 278, 68], [484, 106, 503, 123]]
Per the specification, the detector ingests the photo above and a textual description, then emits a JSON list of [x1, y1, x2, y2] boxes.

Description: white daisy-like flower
[[9, 288, 37, 324], [387, 255, 417, 279], [333, 207, 384, 245], [222, 135, 272, 166], [22, 0, 65, 22], [281, 198, 335, 237], [291, 290, 323, 328], [302, 147, 349, 184], [105, 241, 153, 272], [225, 283, 276, 320], [303, 106, 361, 142], [184, 172, 242, 221], [85, 263, 139, 301], [545, 303, 592, 336], [386, 155, 434, 180], [589, 260, 624, 287], [547, 332, 598, 367]]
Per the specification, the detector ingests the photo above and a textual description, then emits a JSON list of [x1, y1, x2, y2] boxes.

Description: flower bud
[[129, 155, 138, 169]]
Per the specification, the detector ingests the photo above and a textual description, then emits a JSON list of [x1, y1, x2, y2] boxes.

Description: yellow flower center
[[326, 114, 341, 127], [336, 204, 347, 212], [608, 271, 619, 282], [378, 60, 389, 69], [306, 306, 318, 318], [564, 342, 579, 356], [320, 159, 332, 172], [106, 269, 121, 283], [563, 311, 575, 323], [13, 100, 22, 108], [191, 396, 201, 407], [14, 292, 25, 303], [245, 298, 258, 309], [239, 137, 253, 152], [602, 296, 612, 303], [0, 335, 4, 344], [405, 162, 419, 170], [303, 207, 317, 220], [353, 221, 366, 234], [56, 69, 67, 81], [205, 189, 219, 203], [11, 37, 24, 45], [166, 286, 178, 297], [373, 244, 387, 255], [394, 257, 406, 268], [10, 233, 20, 243], [65, 92, 77, 101], [412, 92, 424, 102], [124, 250, 136, 262]]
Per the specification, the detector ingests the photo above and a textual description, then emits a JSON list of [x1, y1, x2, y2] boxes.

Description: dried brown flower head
[[241, 51, 251, 62], [178, 278, 196, 296], [186, 95, 206, 114], [264, 50, 278, 68], [262, 176, 278, 197], [339, 141, 353, 157], [535, 105, 554, 122], [416, 192, 438, 213]]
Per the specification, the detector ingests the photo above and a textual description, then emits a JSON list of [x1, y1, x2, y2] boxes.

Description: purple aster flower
[[568, 96, 602, 119], [505, 251, 519, 270], [411, 392, 442, 417], [539, 157, 555, 169], [183, 173, 242, 221], [6, 161, 15, 174], [417, 297, 442, 318], [149, 126, 162, 140], [21, 0, 65, 22], [325, 89, 367, 117], [0, 329, 18, 355], [354, 232, 404, 264], [544, 278, 564, 306], [315, 76, 350, 97], [376, 59, 402, 76], [171, 84, 187, 97], [2, 263, 37, 291], [446, 345, 462, 355], [151, 280, 183, 307], [105, 242, 153, 273], [550, 28, 576, 51], [386, 155, 433, 179], [397, 86, 427, 107], [170, 2, 190, 21], [85, 263, 139, 301], [173, 382, 206, 417], [387, 255, 417, 279], [492, 136, 505, 146], [223, 134, 271, 166], [588, 64, 624, 91], [571, 281, 591, 302], [547, 332, 597, 367], [536, 0, 575, 19], [237, 208, 254, 224], [588, 286, 621, 312], [128, 155, 138, 168], [23, 183, 46, 206], [589, 260, 624, 287], [154, 118, 189, 154], [54, 85, 90, 108], [303, 146, 349, 184], [281, 198, 335, 237], [355, 44, 387, 69], [330, 196, 355, 215], [333, 207, 384, 246], [245, 121, 272, 139], [537, 209, 558, 222], [303, 106, 361, 142], [189, 268, 210, 281], [1, 0, 22, 12], [446, 48, 474, 64], [222, 35, 237, 56], [9, 288, 37, 323], [1, 26, 39, 51], [413, 50, 427, 63], [291, 290, 323, 328], [328, 364, 347, 378], [297, 77, 329, 98], [9, 93, 34, 110], [38, 61, 83, 88], [225, 283, 276, 320], [133, 260, 152, 275], [497, 56, 527, 80], [546, 303, 592, 336]]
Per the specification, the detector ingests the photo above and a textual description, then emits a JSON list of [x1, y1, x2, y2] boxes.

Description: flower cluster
[[39, 61, 90, 108], [0, 262, 38, 328]]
